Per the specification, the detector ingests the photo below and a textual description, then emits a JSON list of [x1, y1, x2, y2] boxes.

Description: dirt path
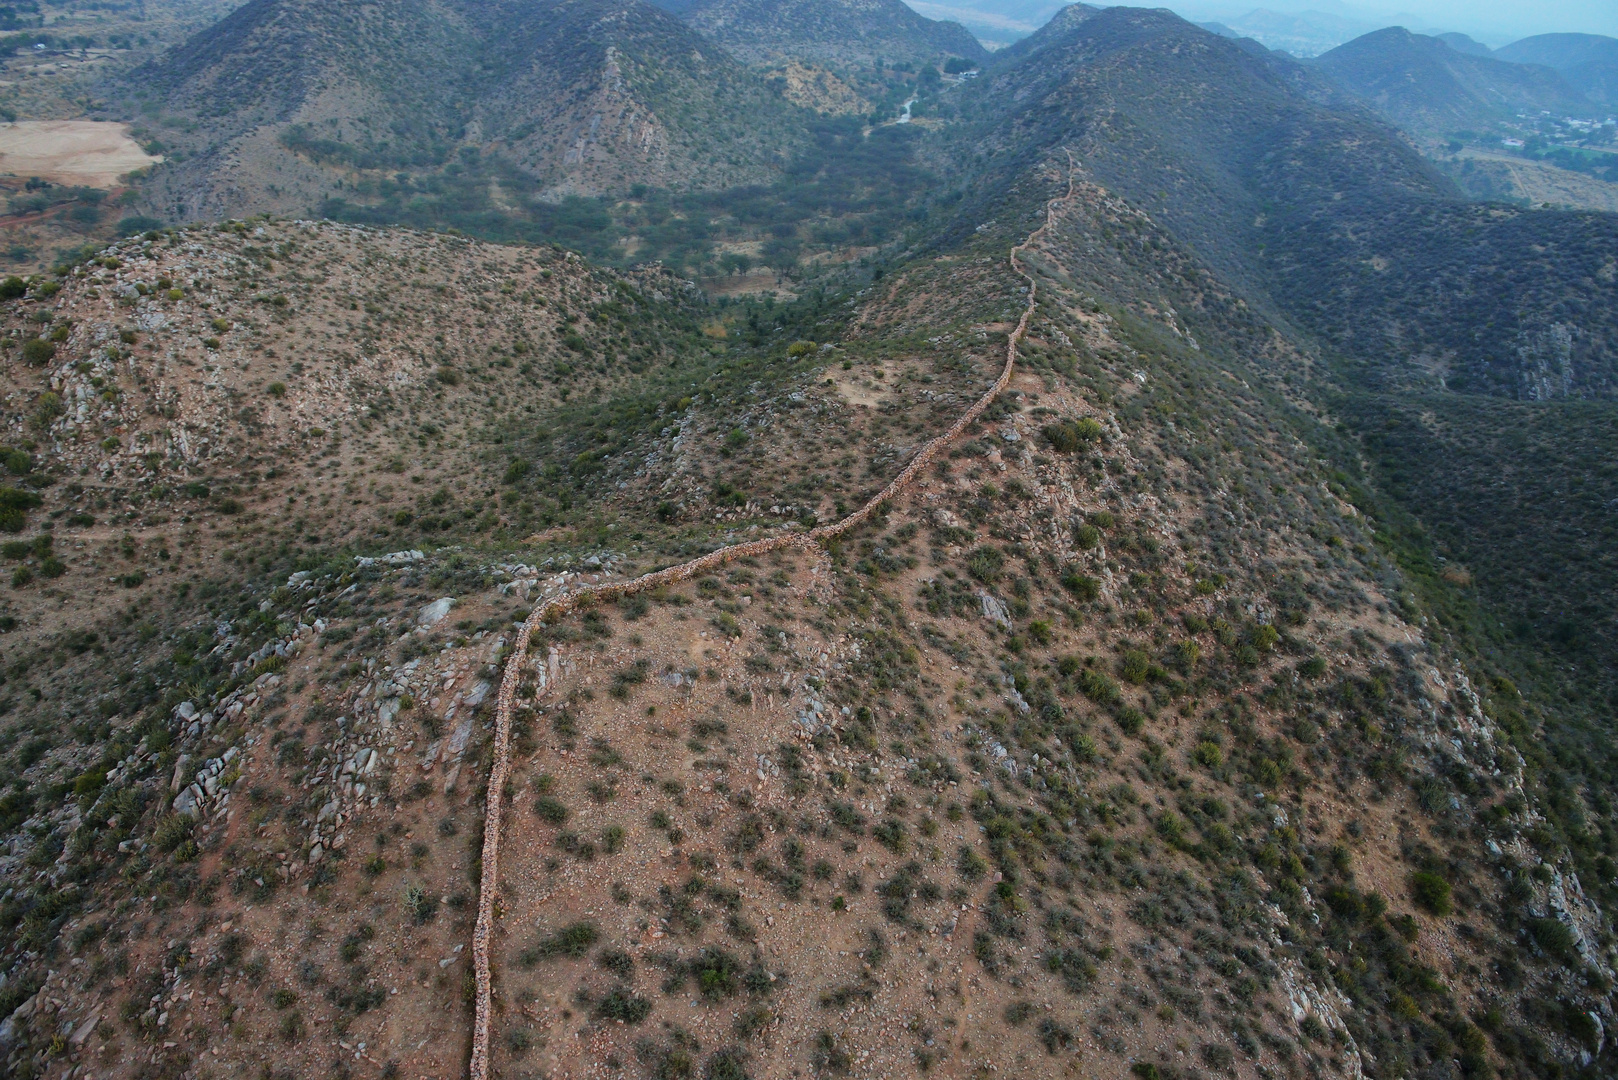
[[465, 151, 1080, 1080]]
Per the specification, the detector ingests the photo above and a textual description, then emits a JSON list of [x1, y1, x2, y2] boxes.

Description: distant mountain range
[[1314, 26, 1595, 133], [1197, 7, 1383, 58], [1495, 33, 1618, 106], [899, 0, 1069, 49]]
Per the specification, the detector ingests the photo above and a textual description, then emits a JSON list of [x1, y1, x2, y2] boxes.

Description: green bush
[[0, 276, 24, 300], [1074, 523, 1101, 549], [21, 338, 55, 365], [596, 986, 652, 1023], [966, 546, 1004, 583], [873, 819, 906, 853], [1061, 570, 1100, 601], [73, 768, 107, 798], [1042, 418, 1103, 453], [690, 946, 740, 998], [0, 488, 42, 514], [152, 814, 194, 852], [1076, 668, 1119, 705], [538, 921, 598, 959], [1114, 707, 1146, 736], [403, 884, 438, 924], [535, 795, 569, 824], [705, 1048, 749, 1080], [1409, 871, 1452, 916], [1527, 917, 1579, 963]]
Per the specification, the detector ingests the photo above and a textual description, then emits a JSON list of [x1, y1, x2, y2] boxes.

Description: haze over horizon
[[905, 0, 1618, 49], [1160, 0, 1618, 46]]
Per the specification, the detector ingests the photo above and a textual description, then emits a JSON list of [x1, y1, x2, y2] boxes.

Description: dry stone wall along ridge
[[466, 155, 1079, 1080]]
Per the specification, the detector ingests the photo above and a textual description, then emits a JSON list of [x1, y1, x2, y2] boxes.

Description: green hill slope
[[1496, 32, 1618, 105], [113, 0, 809, 220], [680, 0, 989, 67], [935, 13, 1618, 1040], [1315, 26, 1595, 134]]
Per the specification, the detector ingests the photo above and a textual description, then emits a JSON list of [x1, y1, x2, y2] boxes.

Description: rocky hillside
[[679, 0, 988, 68], [0, 7, 1614, 1080], [109, 0, 809, 221], [0, 176, 1609, 1080]]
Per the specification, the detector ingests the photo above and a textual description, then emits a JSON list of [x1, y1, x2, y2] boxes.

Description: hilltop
[[678, 0, 988, 68], [1496, 33, 1618, 105]]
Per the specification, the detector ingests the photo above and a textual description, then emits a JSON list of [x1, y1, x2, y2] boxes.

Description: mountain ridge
[[1314, 26, 1594, 134], [1495, 32, 1618, 105], [678, 0, 989, 67], [113, 0, 811, 221]]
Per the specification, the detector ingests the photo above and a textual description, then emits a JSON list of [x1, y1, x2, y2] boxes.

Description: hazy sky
[[1151, 0, 1618, 44]]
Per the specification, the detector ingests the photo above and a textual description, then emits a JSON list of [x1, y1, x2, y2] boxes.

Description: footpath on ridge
[[466, 156, 1080, 1080]]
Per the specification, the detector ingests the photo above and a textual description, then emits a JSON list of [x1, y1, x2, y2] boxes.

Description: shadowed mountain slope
[[937, 9, 1618, 1014], [958, 9, 1618, 402]]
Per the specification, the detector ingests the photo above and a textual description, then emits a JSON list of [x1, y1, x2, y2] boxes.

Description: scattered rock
[[418, 597, 456, 626]]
